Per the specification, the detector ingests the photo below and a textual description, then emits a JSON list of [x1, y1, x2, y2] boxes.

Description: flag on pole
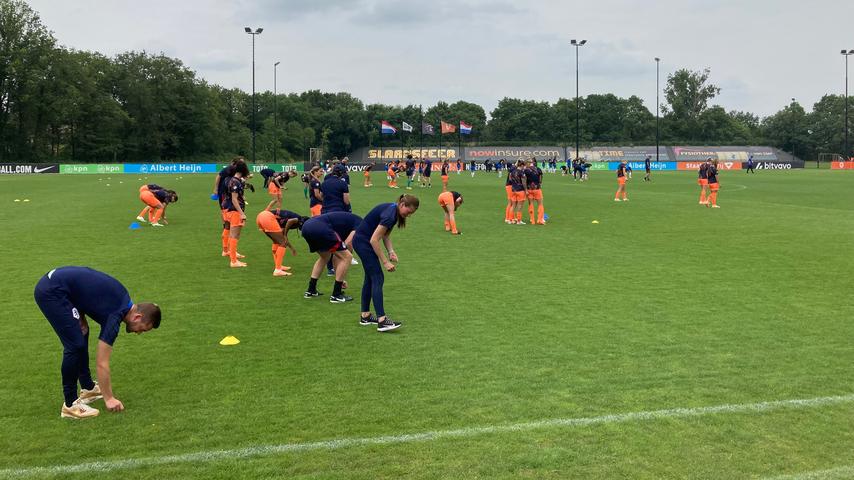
[[422, 123, 435, 135], [401, 121, 413, 132], [440, 121, 456, 134], [380, 121, 397, 135], [460, 121, 473, 135]]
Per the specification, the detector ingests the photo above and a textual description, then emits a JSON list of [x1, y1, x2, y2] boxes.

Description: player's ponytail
[[396, 194, 420, 228]]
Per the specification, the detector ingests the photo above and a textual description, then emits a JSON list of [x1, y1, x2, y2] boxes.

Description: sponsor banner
[[369, 148, 458, 162], [673, 146, 778, 161], [587, 162, 609, 171], [677, 161, 742, 170], [747, 160, 805, 169], [0, 163, 59, 174], [124, 163, 219, 174], [218, 163, 302, 173], [830, 161, 854, 170], [465, 146, 564, 162], [60, 164, 124, 174], [606, 162, 676, 171], [575, 147, 671, 162]]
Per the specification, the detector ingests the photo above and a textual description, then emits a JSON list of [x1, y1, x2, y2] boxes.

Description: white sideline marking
[[763, 465, 854, 480], [2, 393, 853, 478]]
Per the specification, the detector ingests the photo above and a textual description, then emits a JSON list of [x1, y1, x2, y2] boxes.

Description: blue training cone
[[210, 193, 219, 201], [129, 222, 141, 230], [543, 213, 550, 221]]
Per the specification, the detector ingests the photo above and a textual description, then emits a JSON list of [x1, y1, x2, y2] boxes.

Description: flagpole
[[419, 106, 423, 160], [379, 121, 383, 166], [439, 119, 443, 161], [458, 121, 462, 164]]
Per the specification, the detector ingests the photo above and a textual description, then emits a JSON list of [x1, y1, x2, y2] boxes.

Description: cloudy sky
[[27, 0, 854, 118]]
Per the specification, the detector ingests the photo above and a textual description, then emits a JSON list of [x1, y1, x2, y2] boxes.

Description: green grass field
[[1, 168, 853, 479]]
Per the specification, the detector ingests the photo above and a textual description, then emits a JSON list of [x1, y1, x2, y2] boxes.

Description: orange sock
[[700, 191, 706, 203], [515, 211, 522, 221], [150, 208, 163, 223], [221, 230, 229, 251], [228, 237, 238, 263], [537, 205, 544, 223], [274, 246, 285, 270], [449, 219, 457, 233], [528, 204, 534, 223]]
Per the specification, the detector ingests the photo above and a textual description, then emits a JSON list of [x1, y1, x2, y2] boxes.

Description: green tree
[[663, 68, 721, 141]]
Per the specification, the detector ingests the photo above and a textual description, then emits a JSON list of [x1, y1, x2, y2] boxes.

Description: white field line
[[2, 393, 853, 478], [763, 465, 854, 480]]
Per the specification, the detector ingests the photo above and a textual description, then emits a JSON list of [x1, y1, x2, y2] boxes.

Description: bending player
[[438, 190, 463, 235], [256, 208, 306, 276]]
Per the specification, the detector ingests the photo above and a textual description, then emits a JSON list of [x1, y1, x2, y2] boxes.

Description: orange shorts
[[438, 191, 454, 208], [527, 189, 543, 201], [505, 185, 512, 199], [698, 179, 709, 186], [140, 190, 160, 208], [139, 185, 149, 192], [225, 210, 245, 227], [221, 209, 229, 221], [256, 210, 282, 233], [387, 170, 395, 177], [617, 177, 626, 186], [310, 204, 322, 217], [268, 183, 280, 195], [511, 191, 526, 202], [364, 171, 370, 177], [709, 183, 720, 191]]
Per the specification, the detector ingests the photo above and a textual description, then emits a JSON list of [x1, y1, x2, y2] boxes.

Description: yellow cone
[[219, 336, 240, 346], [23, 199, 30, 202], [14, 199, 20, 202], [592, 220, 599, 224]]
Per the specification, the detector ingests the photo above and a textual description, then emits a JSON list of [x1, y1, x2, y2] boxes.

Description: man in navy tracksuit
[[33, 267, 161, 419]]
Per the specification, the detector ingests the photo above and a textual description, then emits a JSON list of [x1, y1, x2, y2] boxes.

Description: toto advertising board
[[0, 163, 59, 174]]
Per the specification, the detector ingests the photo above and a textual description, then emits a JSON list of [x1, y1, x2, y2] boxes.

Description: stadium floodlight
[[570, 39, 588, 162], [842, 50, 854, 159], [245, 27, 264, 163], [655, 57, 661, 164], [274, 61, 281, 163]]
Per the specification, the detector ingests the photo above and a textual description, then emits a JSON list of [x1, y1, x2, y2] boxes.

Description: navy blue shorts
[[301, 219, 340, 253]]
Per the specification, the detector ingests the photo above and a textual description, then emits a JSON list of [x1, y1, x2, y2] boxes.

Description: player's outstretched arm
[[97, 340, 124, 412]]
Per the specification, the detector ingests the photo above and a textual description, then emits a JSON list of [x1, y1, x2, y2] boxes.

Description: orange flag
[[440, 121, 456, 134]]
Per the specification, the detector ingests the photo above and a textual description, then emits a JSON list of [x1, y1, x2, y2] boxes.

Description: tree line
[[1, 0, 849, 163]]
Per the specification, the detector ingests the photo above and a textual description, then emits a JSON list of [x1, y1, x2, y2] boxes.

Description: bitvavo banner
[[0, 163, 59, 174], [60, 164, 124, 174]]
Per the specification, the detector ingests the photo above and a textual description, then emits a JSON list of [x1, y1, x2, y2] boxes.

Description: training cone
[[219, 336, 240, 346], [22, 199, 30, 202], [543, 213, 549, 221], [14, 199, 20, 202], [129, 222, 141, 230], [592, 220, 600, 224]]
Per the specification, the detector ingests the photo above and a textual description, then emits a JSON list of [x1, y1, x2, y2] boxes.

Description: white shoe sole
[[78, 394, 102, 405]]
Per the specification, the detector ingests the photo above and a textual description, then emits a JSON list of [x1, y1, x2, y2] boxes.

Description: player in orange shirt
[[221, 162, 250, 267], [363, 163, 374, 187], [265, 171, 297, 211], [438, 191, 463, 235], [256, 208, 306, 276], [440, 160, 450, 192], [524, 159, 545, 224], [136, 184, 177, 227], [387, 161, 400, 188], [614, 160, 628, 202], [507, 160, 527, 224]]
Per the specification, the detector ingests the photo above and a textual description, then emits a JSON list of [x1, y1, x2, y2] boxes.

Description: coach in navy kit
[[34, 266, 161, 419]]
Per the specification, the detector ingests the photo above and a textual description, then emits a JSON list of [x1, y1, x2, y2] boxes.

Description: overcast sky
[[27, 0, 854, 118]]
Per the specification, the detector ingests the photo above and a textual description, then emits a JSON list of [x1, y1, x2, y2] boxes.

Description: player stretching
[[34, 267, 161, 419], [256, 208, 305, 276], [354, 196, 420, 332], [438, 191, 463, 235]]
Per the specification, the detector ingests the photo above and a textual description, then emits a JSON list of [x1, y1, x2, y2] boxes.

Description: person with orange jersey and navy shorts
[[438, 190, 463, 235], [301, 212, 362, 303], [363, 163, 374, 187], [507, 160, 527, 224], [307, 166, 324, 217], [706, 159, 721, 208], [503, 161, 516, 223], [256, 208, 307, 276], [265, 170, 297, 211], [698, 158, 710, 205], [136, 184, 177, 227], [221, 162, 250, 267], [524, 159, 545, 224], [614, 160, 628, 202], [440, 160, 450, 192]]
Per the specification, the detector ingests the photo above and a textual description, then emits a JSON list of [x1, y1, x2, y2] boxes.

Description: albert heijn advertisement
[[124, 163, 219, 174], [0, 163, 59, 174]]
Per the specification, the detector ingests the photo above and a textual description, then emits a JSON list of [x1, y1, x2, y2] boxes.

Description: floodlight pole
[[843, 50, 853, 160], [655, 57, 661, 165], [245, 27, 263, 163], [571, 39, 587, 162], [791, 97, 797, 161], [274, 61, 280, 163]]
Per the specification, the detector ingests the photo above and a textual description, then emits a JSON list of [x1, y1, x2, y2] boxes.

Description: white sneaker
[[351, 258, 359, 265], [61, 401, 99, 419], [614, 198, 622, 202], [136, 216, 146, 223], [78, 384, 102, 404], [151, 222, 164, 227], [516, 220, 526, 225]]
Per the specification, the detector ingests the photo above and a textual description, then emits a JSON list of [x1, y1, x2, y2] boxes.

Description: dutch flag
[[460, 121, 473, 135], [381, 121, 397, 135]]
